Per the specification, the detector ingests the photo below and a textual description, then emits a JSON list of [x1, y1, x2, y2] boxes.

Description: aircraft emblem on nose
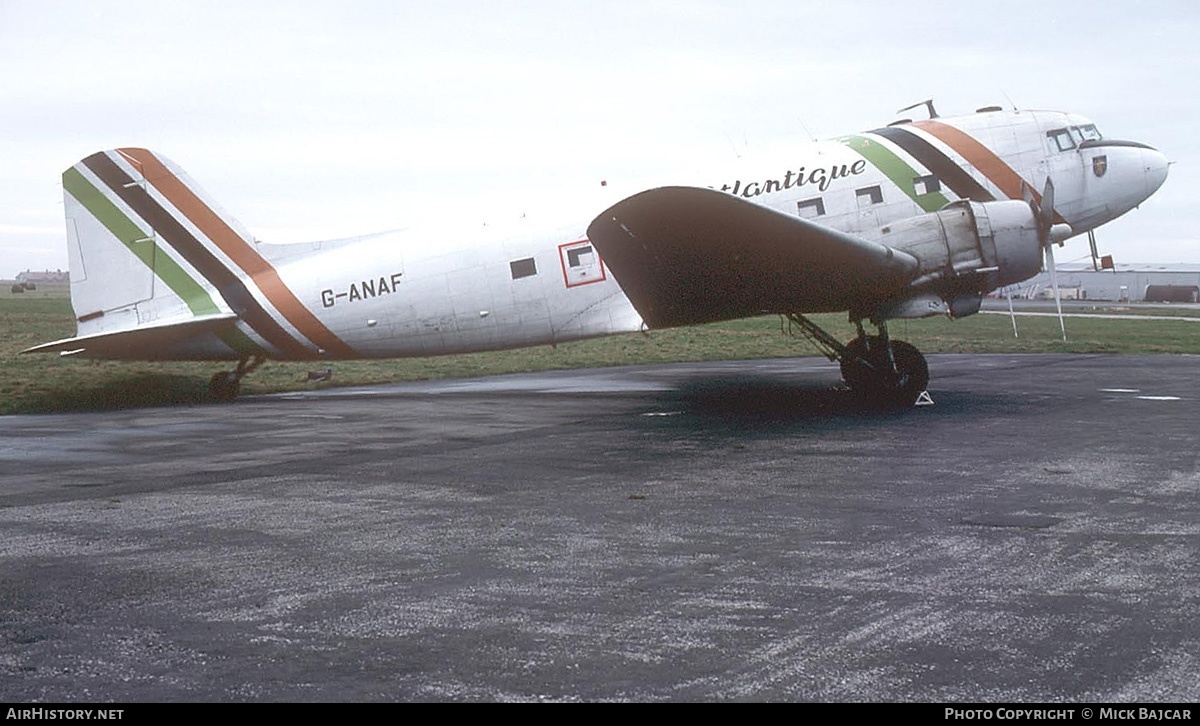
[[1093, 155, 1108, 177]]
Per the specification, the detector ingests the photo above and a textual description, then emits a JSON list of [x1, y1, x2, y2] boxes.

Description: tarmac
[[1, 353, 1198, 702]]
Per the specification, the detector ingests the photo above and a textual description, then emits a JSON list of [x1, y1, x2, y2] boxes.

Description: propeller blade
[[1045, 244, 1068, 342], [1023, 177, 1057, 249], [1006, 288, 1019, 338], [1039, 177, 1056, 235]]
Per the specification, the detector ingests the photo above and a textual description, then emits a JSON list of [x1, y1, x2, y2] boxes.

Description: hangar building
[[1013, 263, 1200, 303]]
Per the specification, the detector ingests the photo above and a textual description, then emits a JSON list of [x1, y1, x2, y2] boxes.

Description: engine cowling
[[876, 200, 1044, 318]]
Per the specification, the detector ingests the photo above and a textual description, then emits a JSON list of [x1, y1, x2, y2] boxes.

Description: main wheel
[[886, 340, 929, 406], [840, 337, 928, 407], [208, 371, 241, 402], [839, 336, 883, 392]]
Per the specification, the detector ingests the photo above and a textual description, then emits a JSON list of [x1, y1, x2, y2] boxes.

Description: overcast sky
[[2, 0, 1197, 276]]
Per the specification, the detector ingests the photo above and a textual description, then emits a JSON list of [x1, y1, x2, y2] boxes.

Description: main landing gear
[[786, 314, 929, 408], [208, 355, 265, 402]]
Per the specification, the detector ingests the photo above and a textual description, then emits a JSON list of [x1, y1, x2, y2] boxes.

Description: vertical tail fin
[[20, 150, 249, 359], [61, 149, 234, 338], [31, 148, 352, 360]]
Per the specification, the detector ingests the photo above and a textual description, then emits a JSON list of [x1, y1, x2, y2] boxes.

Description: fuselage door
[[559, 239, 607, 287]]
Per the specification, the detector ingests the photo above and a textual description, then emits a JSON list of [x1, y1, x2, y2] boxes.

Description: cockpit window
[[1048, 125, 1103, 152], [1047, 128, 1076, 152]]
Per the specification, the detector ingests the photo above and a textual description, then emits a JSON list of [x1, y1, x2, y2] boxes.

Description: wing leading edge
[[586, 186, 919, 329]]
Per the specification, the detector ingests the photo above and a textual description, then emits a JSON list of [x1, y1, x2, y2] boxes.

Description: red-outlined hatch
[[559, 239, 606, 288]]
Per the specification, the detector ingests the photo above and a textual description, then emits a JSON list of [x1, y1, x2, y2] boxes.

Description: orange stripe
[[911, 121, 1066, 225], [912, 120, 1030, 201], [120, 148, 357, 358]]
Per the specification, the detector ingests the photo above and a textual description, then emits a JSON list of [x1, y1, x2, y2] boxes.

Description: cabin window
[[856, 185, 883, 207], [797, 197, 825, 218], [1047, 128, 1076, 152], [510, 257, 537, 279], [1077, 124, 1102, 142], [913, 174, 940, 196]]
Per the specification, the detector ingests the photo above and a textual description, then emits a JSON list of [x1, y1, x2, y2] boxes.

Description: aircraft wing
[[586, 186, 919, 328], [22, 312, 239, 359]]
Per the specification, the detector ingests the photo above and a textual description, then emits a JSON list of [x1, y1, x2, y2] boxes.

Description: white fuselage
[[53, 108, 1170, 362]]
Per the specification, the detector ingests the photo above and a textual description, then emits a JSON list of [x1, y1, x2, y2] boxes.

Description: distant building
[[1008, 263, 1200, 303], [15, 269, 69, 284]]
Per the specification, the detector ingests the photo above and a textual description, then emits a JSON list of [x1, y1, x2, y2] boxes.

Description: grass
[[2, 290, 1198, 415]]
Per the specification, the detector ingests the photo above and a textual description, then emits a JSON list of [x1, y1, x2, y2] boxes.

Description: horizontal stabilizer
[[586, 186, 919, 328], [22, 313, 238, 359]]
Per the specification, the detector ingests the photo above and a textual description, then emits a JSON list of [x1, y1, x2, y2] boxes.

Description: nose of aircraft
[[1142, 146, 1170, 197], [1069, 137, 1168, 232]]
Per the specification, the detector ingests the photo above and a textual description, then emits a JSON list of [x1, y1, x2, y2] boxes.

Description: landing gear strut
[[786, 314, 929, 408], [208, 356, 265, 402]]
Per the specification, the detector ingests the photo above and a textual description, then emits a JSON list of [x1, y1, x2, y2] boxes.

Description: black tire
[[839, 336, 881, 391], [887, 340, 929, 406], [840, 337, 928, 407]]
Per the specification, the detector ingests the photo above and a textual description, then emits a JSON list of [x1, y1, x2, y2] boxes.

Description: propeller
[[1023, 178, 1072, 342], [1006, 288, 1019, 338], [1044, 233, 1067, 342]]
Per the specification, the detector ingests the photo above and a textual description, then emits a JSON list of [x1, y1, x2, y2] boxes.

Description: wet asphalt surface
[[1, 354, 1197, 702]]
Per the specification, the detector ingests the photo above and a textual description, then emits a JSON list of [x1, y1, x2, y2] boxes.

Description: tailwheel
[[840, 336, 928, 408], [208, 356, 265, 402], [208, 371, 241, 402]]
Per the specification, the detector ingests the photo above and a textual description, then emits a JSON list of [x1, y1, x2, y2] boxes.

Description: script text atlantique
[[717, 160, 868, 198]]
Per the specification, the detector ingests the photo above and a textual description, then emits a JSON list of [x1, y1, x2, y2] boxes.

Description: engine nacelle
[[878, 199, 1044, 298]]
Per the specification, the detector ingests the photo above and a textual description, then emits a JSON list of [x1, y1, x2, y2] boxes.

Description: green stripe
[[62, 166, 264, 356], [837, 134, 950, 213]]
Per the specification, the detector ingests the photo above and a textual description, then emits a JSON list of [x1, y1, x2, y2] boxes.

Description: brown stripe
[[911, 121, 1067, 225], [84, 152, 314, 359], [119, 148, 357, 359], [912, 120, 1028, 200]]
